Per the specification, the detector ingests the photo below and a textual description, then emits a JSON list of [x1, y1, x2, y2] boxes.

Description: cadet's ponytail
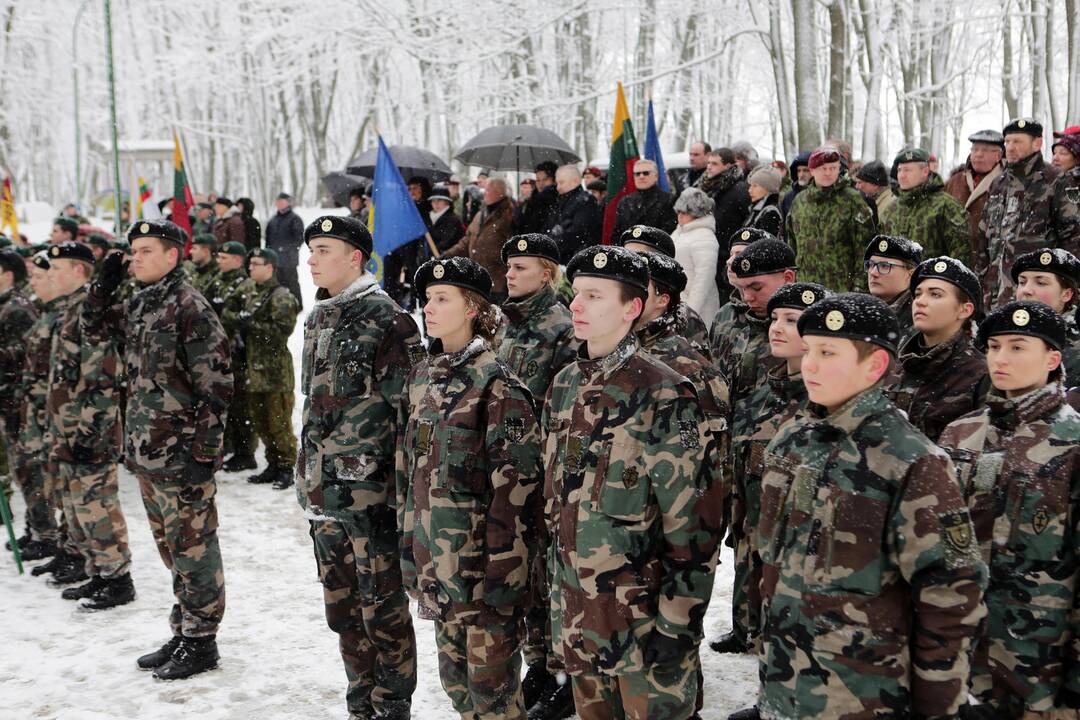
[[463, 289, 500, 344]]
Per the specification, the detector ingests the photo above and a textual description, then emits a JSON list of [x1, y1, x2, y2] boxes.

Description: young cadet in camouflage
[[238, 247, 300, 490], [784, 146, 876, 291], [864, 234, 921, 346], [44, 242, 134, 609], [880, 148, 972, 265], [543, 245, 722, 720], [185, 234, 220, 297], [298, 215, 420, 720], [755, 293, 986, 720], [706, 231, 755, 358], [397, 257, 542, 720], [1012, 247, 1080, 384], [981, 118, 1080, 308], [938, 300, 1080, 719], [83, 219, 232, 681], [884, 257, 989, 442]]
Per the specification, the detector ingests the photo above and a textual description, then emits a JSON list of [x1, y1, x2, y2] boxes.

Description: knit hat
[[747, 166, 782, 195]]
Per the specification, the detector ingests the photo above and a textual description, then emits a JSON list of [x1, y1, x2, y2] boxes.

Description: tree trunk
[[826, 0, 848, 141], [792, 0, 823, 149]]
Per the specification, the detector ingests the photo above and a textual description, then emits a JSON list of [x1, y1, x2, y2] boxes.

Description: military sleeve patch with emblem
[[678, 419, 701, 450], [939, 509, 976, 568], [505, 416, 526, 443]]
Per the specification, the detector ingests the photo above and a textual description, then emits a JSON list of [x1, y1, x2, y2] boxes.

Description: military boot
[[527, 678, 574, 720], [47, 555, 88, 586], [728, 707, 761, 720], [522, 662, 556, 710], [21, 539, 56, 561], [709, 630, 749, 654], [62, 574, 107, 600], [5, 532, 29, 551], [153, 635, 219, 680], [32, 549, 71, 576], [80, 573, 135, 611], [222, 453, 257, 472], [246, 465, 276, 484], [137, 636, 182, 670], [271, 467, 294, 490]]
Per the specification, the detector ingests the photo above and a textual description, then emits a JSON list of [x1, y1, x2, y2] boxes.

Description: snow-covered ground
[[1, 210, 758, 719]]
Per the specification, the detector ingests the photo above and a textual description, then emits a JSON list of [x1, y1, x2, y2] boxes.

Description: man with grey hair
[[551, 164, 601, 262], [612, 159, 676, 240], [443, 176, 515, 302], [732, 141, 760, 179]]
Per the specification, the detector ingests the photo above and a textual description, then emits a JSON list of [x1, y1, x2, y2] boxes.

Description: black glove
[[185, 457, 215, 484], [641, 629, 693, 666], [71, 444, 96, 465], [93, 251, 129, 298], [1058, 687, 1080, 710]]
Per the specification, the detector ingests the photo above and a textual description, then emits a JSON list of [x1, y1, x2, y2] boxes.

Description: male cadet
[[84, 219, 232, 680], [543, 245, 722, 720], [298, 215, 421, 720], [617, 224, 710, 353], [982, 117, 1080, 308], [864, 234, 922, 344], [238, 247, 300, 490], [84, 233, 111, 267], [50, 216, 79, 245], [208, 240, 259, 472], [710, 235, 796, 656], [880, 148, 971, 264], [754, 293, 986, 720], [186, 234, 220, 297], [45, 241, 133, 609]]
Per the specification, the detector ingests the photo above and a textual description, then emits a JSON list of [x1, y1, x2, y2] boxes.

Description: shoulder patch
[[939, 509, 976, 568], [505, 416, 526, 443], [407, 343, 427, 367], [678, 419, 701, 450]]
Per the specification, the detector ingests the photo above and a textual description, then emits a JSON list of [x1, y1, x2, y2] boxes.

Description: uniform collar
[[767, 363, 806, 399], [576, 331, 639, 380], [501, 285, 557, 324], [898, 329, 973, 377], [806, 385, 889, 436], [427, 336, 489, 377], [135, 265, 186, 304], [313, 272, 379, 308], [635, 311, 679, 349], [1008, 151, 1046, 177], [986, 378, 1063, 430]]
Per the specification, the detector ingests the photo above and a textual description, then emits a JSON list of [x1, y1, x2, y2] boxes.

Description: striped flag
[[602, 83, 640, 244]]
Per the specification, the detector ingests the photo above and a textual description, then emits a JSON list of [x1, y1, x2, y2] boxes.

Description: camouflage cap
[[864, 234, 923, 265], [192, 233, 217, 247], [46, 240, 95, 264], [977, 300, 1065, 351], [910, 256, 983, 317], [249, 247, 279, 265], [797, 292, 900, 353], [85, 233, 111, 249], [304, 214, 373, 257], [894, 147, 930, 165], [219, 241, 247, 257], [566, 244, 649, 291], [415, 256, 492, 301], [1003, 117, 1043, 138], [641, 251, 687, 294], [0, 248, 26, 282], [968, 129, 1004, 147], [501, 233, 561, 265], [53, 216, 79, 237], [766, 282, 830, 316], [1010, 247, 1080, 287], [617, 225, 675, 257], [733, 238, 797, 278], [128, 218, 187, 246]]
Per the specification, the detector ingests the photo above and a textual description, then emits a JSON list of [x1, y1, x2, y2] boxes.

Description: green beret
[[54, 217, 79, 237], [894, 147, 930, 165], [249, 247, 279, 266], [192, 234, 217, 247], [219, 241, 247, 257]]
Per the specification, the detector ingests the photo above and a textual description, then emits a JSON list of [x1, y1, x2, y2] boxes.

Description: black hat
[[128, 218, 187, 246], [32, 251, 50, 269], [429, 184, 452, 202], [0, 249, 26, 282], [728, 227, 777, 250], [798, 293, 901, 353], [618, 225, 675, 257], [855, 160, 889, 187], [864, 235, 923, 265], [566, 245, 649, 291], [586, 179, 607, 192], [1003, 117, 1043, 138], [641, 251, 687, 294], [53, 216, 79, 237], [733, 238, 797, 278], [968, 129, 1004, 147], [214, 196, 233, 207], [414, 257, 492, 301], [349, 186, 366, 200], [304, 215, 373, 257], [977, 300, 1066, 351], [1010, 247, 1080, 287], [276, 192, 293, 201], [535, 161, 558, 177], [910, 256, 983, 316], [767, 282, 830, 316], [501, 233, 561, 265], [85, 233, 111, 249], [192, 233, 217, 247], [46, 240, 95, 264], [196, 202, 214, 211]]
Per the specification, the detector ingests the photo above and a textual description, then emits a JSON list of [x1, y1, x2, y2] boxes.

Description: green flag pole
[[0, 488, 24, 574], [104, 0, 123, 239]]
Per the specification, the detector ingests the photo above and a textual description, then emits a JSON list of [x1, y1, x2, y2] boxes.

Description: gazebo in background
[[88, 138, 174, 219]]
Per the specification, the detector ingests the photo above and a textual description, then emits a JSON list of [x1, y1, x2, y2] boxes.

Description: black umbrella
[[346, 145, 452, 182], [454, 124, 581, 171], [320, 172, 369, 207]]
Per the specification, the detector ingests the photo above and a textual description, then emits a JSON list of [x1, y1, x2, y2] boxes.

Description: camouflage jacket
[[756, 388, 986, 720], [885, 289, 915, 347], [298, 272, 422, 525], [542, 333, 722, 675], [1063, 320, 1080, 386], [242, 278, 300, 394], [83, 266, 233, 476], [396, 337, 542, 625], [189, 258, 220, 298], [18, 294, 76, 457], [884, 330, 989, 443], [981, 152, 1080, 308], [675, 301, 711, 357], [0, 286, 37, 433], [46, 286, 122, 466], [211, 268, 259, 367], [495, 285, 577, 410], [938, 380, 1080, 713], [711, 302, 783, 410], [880, 174, 972, 266], [784, 176, 876, 291]]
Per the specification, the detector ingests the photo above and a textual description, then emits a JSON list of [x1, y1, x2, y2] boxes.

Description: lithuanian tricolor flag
[[135, 177, 152, 219], [602, 82, 640, 244], [172, 131, 194, 252]]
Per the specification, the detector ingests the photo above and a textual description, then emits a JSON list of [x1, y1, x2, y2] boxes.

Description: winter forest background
[[3, 0, 1080, 218]]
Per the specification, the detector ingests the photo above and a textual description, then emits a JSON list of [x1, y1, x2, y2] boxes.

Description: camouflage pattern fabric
[[880, 174, 972, 265], [57, 461, 130, 578], [938, 380, 1080, 716], [0, 286, 36, 438], [756, 387, 987, 720], [1061, 319, 1080, 385], [495, 284, 577, 410], [674, 302, 711, 358], [784, 176, 876, 291], [569, 648, 699, 720], [189, 258, 219, 298], [885, 289, 915, 347], [434, 618, 525, 720], [249, 392, 296, 469], [213, 267, 259, 457], [243, 277, 300, 394]]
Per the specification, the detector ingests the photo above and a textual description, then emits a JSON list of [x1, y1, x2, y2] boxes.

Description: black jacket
[[612, 185, 676, 240], [749, 194, 783, 237], [552, 187, 602, 263], [429, 209, 466, 253], [515, 185, 559, 235], [264, 207, 305, 267]]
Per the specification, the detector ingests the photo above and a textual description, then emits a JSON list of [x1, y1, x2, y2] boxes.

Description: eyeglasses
[[633, 171, 654, 177], [248, 260, 270, 267], [864, 260, 906, 275]]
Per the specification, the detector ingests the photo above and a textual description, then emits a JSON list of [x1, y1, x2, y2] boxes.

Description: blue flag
[[372, 135, 428, 260], [643, 100, 670, 193]]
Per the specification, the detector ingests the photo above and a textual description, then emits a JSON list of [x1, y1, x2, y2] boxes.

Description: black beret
[[1003, 117, 1042, 138], [304, 215, 373, 257], [1010, 247, 1080, 287], [968, 129, 1004, 146], [0, 249, 26, 282], [566, 245, 649, 291], [798, 292, 901, 353], [129, 218, 187, 246], [728, 227, 777, 250], [414, 257, 492, 301], [14, 244, 34, 258], [535, 160, 558, 177], [46, 240, 95, 264], [910, 256, 983, 316], [501, 233, 561, 265], [864, 235, 923, 265], [32, 251, 50, 269], [641, 251, 687, 294], [618, 225, 675, 257], [214, 196, 233, 207], [192, 233, 217, 247], [766, 282, 830, 316], [53, 217, 79, 237], [977, 300, 1066, 351], [733, 238, 797, 278]]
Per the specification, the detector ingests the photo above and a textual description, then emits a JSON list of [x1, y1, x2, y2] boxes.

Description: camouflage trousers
[[249, 392, 297, 468], [3, 435, 56, 542], [729, 524, 751, 644], [57, 461, 131, 578], [569, 648, 700, 720], [224, 376, 256, 458], [523, 553, 565, 673], [137, 473, 225, 637], [309, 519, 416, 719], [434, 618, 526, 720]]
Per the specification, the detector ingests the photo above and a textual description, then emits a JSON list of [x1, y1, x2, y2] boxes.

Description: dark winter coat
[[428, 208, 466, 253], [265, 207, 305, 268], [611, 185, 677, 240], [444, 198, 515, 296], [516, 185, 559, 236], [702, 166, 752, 247], [551, 187, 602, 263], [748, 194, 783, 237]]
